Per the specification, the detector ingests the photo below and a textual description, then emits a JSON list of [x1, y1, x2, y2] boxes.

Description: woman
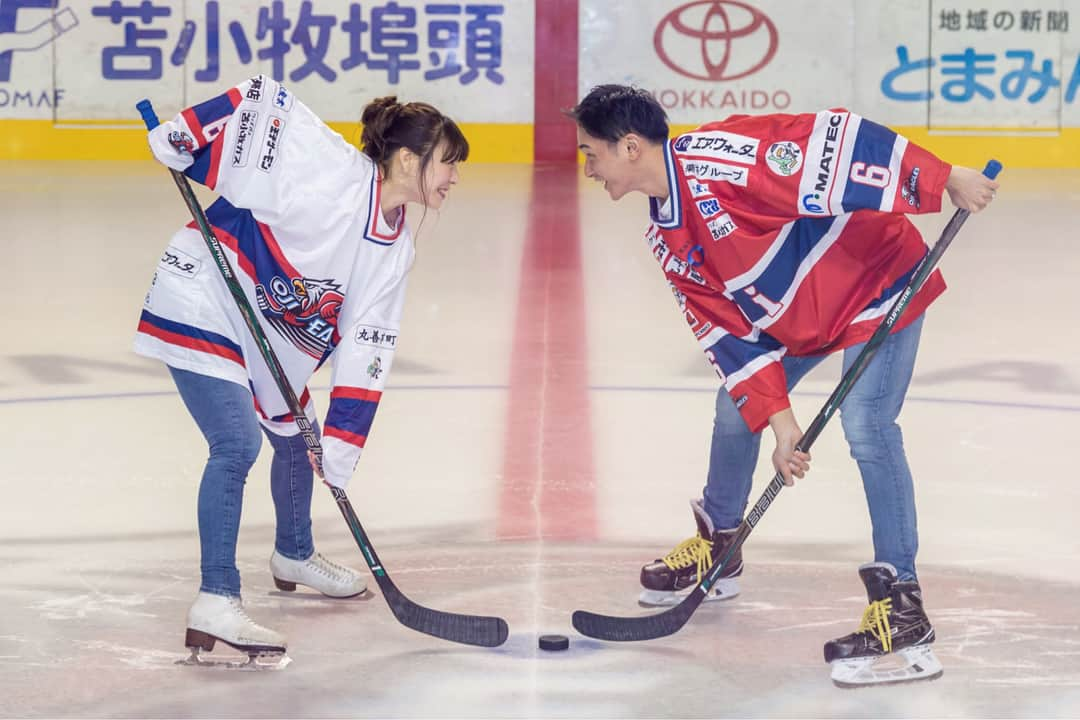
[[136, 75, 467, 662]]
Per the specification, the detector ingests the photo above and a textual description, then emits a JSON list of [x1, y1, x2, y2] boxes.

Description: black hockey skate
[[638, 499, 742, 607], [825, 562, 942, 688]]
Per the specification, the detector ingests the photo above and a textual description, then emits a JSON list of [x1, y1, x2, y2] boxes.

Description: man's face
[[577, 127, 634, 201]]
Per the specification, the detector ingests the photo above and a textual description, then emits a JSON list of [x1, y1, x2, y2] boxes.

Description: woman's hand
[[307, 450, 325, 479]]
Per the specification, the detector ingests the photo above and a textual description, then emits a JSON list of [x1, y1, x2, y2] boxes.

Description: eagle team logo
[[255, 275, 343, 358], [168, 130, 195, 154]]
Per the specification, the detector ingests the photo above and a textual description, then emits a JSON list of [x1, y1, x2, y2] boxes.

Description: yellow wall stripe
[[1, 119, 1075, 166], [0, 120, 533, 163]]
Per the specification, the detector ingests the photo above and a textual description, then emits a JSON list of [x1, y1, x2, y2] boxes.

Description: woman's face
[[418, 140, 460, 209]]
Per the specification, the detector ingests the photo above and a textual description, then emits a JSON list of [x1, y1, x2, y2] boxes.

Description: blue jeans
[[703, 315, 925, 581], [169, 367, 317, 597]]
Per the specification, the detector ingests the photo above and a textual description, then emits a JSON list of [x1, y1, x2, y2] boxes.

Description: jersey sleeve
[[318, 277, 409, 489], [698, 109, 952, 220], [670, 274, 789, 433], [146, 75, 365, 250]]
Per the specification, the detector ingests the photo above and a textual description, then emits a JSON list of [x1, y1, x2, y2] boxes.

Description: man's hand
[[768, 407, 810, 486], [945, 165, 999, 213]]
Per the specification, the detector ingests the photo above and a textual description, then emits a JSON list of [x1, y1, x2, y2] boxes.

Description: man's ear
[[624, 133, 643, 160]]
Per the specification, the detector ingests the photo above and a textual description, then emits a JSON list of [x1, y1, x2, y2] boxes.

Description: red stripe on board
[[533, 0, 579, 163], [498, 165, 595, 541]]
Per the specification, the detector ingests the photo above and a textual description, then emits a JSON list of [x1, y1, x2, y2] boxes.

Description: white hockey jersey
[[135, 75, 412, 489]]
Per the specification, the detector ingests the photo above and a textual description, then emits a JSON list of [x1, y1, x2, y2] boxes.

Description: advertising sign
[[0, 0, 534, 122], [580, 0, 1080, 130]]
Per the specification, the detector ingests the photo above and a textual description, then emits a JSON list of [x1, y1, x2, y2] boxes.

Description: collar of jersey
[[648, 140, 683, 230], [365, 171, 406, 246]]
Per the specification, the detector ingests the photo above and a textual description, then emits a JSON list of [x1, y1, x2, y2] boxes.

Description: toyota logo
[[654, 0, 779, 82]]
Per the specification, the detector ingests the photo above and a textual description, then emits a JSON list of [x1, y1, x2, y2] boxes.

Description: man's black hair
[[564, 84, 669, 144]]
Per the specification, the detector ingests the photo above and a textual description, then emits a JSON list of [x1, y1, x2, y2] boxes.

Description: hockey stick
[[573, 160, 1003, 642], [137, 99, 509, 648]]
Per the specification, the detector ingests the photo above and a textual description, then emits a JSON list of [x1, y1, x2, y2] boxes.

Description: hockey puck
[[538, 634, 570, 651]]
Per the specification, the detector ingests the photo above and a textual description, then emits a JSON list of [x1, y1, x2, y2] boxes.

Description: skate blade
[[177, 647, 292, 671], [637, 578, 740, 607], [831, 646, 943, 688]]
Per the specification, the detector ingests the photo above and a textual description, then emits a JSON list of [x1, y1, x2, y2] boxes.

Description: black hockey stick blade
[[381, 583, 509, 647], [572, 590, 704, 642], [331, 488, 509, 647]]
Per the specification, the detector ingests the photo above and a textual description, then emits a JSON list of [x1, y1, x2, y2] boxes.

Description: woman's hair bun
[[361, 96, 404, 162]]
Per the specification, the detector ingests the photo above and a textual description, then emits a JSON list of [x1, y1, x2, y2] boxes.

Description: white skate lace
[[309, 553, 353, 582], [228, 597, 270, 634], [857, 598, 893, 652], [661, 536, 713, 579]]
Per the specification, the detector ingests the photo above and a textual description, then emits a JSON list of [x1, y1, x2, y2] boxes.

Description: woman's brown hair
[[360, 97, 469, 187]]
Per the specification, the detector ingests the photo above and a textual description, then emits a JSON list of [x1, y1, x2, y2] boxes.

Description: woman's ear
[[396, 147, 418, 178]]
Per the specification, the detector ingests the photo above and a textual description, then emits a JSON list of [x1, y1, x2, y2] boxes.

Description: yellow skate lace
[[858, 598, 894, 652], [661, 535, 714, 579]]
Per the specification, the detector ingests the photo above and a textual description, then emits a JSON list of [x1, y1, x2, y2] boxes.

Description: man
[[567, 84, 996, 686]]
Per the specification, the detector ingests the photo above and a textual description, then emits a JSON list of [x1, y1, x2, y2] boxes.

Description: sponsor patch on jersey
[[901, 166, 921, 208], [646, 226, 668, 259], [693, 321, 713, 339], [355, 325, 398, 350], [258, 115, 286, 173], [273, 83, 294, 112], [799, 111, 851, 215], [144, 271, 158, 309], [663, 253, 688, 277], [673, 131, 759, 165], [367, 356, 384, 379], [686, 179, 711, 198], [668, 280, 687, 310], [158, 246, 202, 278], [695, 197, 724, 219], [801, 192, 825, 213], [232, 110, 258, 167], [680, 159, 749, 186], [662, 253, 707, 286], [706, 214, 737, 241], [765, 141, 803, 176], [652, 241, 669, 265], [246, 75, 265, 102]]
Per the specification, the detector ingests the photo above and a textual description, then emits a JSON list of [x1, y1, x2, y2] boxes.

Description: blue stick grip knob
[[983, 159, 1003, 179], [136, 99, 160, 131]]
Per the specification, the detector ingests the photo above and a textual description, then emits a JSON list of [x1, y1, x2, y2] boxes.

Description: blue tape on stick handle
[[983, 160, 1002, 179], [136, 99, 160, 131]]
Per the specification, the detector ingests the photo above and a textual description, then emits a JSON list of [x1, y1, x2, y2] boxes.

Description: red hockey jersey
[[647, 109, 952, 432]]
